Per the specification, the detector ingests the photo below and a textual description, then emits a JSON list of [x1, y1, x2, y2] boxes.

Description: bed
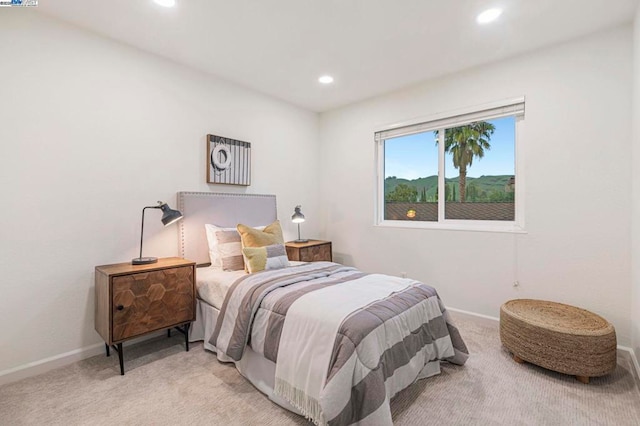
[[179, 191, 468, 426]]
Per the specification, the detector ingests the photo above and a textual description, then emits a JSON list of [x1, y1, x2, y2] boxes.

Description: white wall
[[319, 27, 633, 344], [0, 11, 319, 374], [631, 6, 640, 361]]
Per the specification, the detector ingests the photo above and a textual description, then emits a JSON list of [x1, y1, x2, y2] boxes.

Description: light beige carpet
[[1, 313, 639, 425]]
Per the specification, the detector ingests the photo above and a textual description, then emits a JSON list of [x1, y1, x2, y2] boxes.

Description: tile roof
[[385, 202, 515, 222]]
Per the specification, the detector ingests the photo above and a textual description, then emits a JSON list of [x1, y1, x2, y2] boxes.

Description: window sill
[[376, 220, 527, 234]]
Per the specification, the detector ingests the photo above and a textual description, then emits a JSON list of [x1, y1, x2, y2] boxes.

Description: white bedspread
[[196, 267, 246, 309], [196, 262, 307, 309]]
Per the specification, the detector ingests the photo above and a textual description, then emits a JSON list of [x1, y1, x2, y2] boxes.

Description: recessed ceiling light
[[477, 8, 502, 24], [154, 0, 176, 8], [318, 75, 334, 84]]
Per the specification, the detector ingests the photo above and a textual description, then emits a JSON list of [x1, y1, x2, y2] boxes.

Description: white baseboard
[[447, 306, 640, 380], [633, 349, 640, 381], [447, 306, 500, 324], [0, 331, 167, 386], [0, 342, 104, 386], [617, 344, 640, 382]]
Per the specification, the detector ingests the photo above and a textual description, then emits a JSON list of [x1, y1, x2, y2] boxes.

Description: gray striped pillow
[[204, 225, 245, 271], [242, 244, 290, 274]]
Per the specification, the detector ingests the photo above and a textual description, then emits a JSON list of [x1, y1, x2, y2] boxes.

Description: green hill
[[384, 175, 514, 202]]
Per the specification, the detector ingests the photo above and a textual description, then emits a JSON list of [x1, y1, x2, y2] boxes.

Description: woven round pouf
[[500, 299, 617, 384]]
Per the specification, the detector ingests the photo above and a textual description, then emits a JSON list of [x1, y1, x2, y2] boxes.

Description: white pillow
[[204, 224, 265, 271]]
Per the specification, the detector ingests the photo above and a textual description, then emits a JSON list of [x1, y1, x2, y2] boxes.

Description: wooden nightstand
[[94, 257, 196, 375], [285, 240, 332, 262]]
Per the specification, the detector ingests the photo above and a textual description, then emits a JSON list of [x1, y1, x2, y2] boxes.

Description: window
[[375, 99, 524, 232]]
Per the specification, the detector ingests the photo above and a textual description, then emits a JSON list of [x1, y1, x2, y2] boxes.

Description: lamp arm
[[138, 205, 161, 260]]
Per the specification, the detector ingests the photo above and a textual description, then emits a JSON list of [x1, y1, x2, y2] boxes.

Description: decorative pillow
[[242, 244, 290, 274], [205, 224, 265, 271], [237, 220, 284, 249]]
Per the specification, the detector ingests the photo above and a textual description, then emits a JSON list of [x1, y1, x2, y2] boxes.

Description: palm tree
[[436, 121, 495, 202]]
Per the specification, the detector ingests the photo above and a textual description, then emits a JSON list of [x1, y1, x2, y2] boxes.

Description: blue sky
[[384, 116, 515, 180]]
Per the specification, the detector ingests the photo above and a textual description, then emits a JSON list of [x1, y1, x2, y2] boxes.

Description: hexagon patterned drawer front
[[112, 266, 194, 341], [285, 240, 332, 262]]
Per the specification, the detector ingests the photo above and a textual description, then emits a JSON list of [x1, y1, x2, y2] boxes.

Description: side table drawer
[[112, 266, 194, 342], [299, 243, 332, 262]]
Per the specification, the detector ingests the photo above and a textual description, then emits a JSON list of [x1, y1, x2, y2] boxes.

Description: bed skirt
[[188, 298, 303, 415]]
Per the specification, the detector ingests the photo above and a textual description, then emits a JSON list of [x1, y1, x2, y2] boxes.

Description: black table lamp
[[291, 205, 308, 243], [132, 201, 183, 265]]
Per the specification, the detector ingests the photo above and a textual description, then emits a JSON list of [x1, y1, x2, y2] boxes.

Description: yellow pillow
[[237, 220, 284, 248]]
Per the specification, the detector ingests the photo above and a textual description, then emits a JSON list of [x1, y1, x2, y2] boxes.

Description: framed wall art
[[207, 134, 251, 186]]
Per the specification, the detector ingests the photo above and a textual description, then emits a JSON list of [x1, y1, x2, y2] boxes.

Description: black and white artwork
[[207, 134, 251, 186]]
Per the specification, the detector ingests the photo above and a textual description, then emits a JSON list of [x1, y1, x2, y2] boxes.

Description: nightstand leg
[[184, 323, 190, 352], [105, 343, 110, 357], [167, 329, 171, 338], [117, 343, 124, 375]]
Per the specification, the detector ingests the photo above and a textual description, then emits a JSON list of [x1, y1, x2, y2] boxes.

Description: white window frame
[[375, 97, 526, 233]]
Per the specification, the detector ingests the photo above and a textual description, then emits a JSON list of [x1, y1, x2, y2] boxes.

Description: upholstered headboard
[[177, 192, 278, 266]]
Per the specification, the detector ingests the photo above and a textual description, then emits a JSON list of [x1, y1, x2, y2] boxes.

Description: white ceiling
[[38, 0, 639, 112]]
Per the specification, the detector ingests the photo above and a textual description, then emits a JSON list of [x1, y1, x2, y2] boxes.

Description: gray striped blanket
[[211, 262, 468, 426]]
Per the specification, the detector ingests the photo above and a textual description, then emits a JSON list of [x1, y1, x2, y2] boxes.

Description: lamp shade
[[160, 203, 183, 226], [291, 205, 305, 223]]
